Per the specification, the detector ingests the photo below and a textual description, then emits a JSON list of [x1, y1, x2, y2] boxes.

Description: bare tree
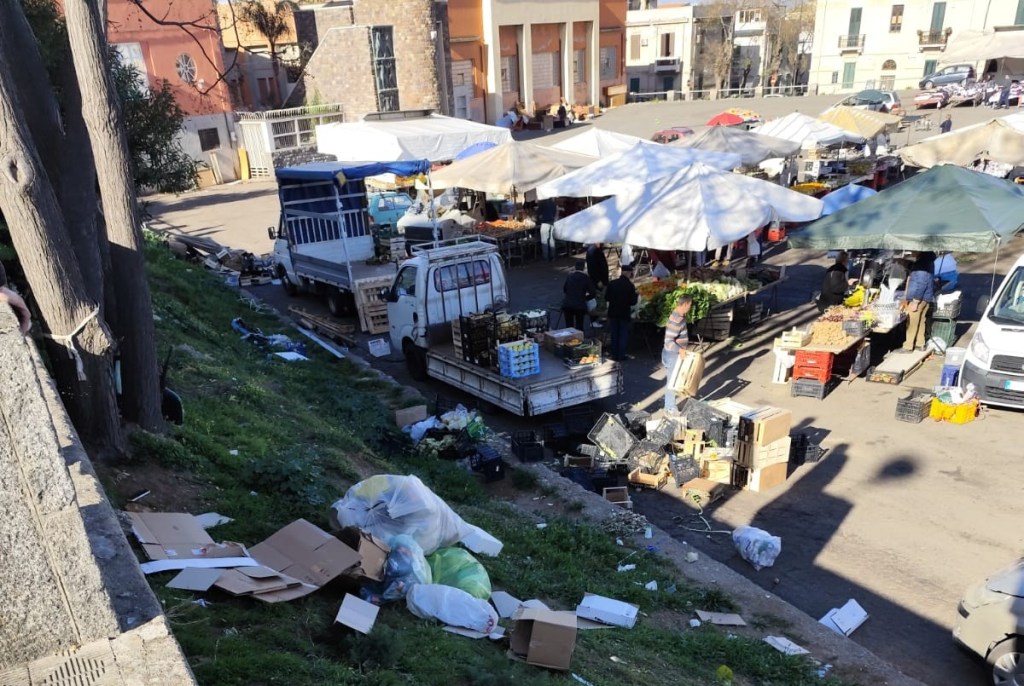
[[235, 0, 298, 107], [767, 0, 815, 94]]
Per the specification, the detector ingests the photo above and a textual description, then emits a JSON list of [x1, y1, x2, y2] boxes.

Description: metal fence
[[628, 85, 809, 104]]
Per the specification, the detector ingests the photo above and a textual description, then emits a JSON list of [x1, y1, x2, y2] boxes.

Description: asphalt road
[[146, 92, 1024, 684]]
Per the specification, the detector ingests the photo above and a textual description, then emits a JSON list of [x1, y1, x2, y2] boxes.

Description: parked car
[[828, 89, 904, 116], [953, 558, 1024, 684], [920, 64, 976, 89], [367, 191, 413, 229]]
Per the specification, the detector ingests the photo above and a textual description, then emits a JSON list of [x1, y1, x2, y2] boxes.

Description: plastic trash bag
[[329, 474, 502, 556], [407, 416, 441, 443], [359, 534, 431, 604], [732, 525, 782, 571], [427, 547, 492, 600], [406, 584, 499, 634]]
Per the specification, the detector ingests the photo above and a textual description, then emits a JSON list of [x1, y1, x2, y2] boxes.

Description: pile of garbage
[[165, 233, 274, 284]]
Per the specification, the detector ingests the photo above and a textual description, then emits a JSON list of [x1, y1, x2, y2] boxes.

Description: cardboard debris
[[443, 625, 506, 640], [335, 594, 379, 634], [696, 610, 746, 626], [521, 599, 551, 611], [764, 635, 810, 656], [336, 528, 390, 583], [491, 591, 524, 619], [681, 478, 727, 509], [195, 512, 234, 529], [166, 568, 223, 592], [575, 616, 617, 630], [213, 566, 306, 598], [395, 405, 428, 429], [460, 527, 504, 557], [509, 607, 578, 671], [245, 519, 361, 601], [129, 512, 255, 574], [820, 599, 869, 637], [575, 594, 639, 629]]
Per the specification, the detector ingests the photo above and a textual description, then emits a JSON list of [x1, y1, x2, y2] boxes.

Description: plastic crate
[[944, 347, 967, 367], [563, 406, 595, 436], [511, 430, 544, 462], [930, 318, 958, 347], [940, 364, 959, 386], [628, 440, 667, 473], [929, 397, 979, 424], [492, 315, 523, 344], [895, 389, 934, 423], [794, 349, 834, 371], [668, 455, 700, 487], [933, 297, 962, 319], [623, 410, 652, 436], [517, 311, 549, 334], [692, 316, 733, 341], [678, 398, 729, 447], [842, 319, 868, 337], [790, 377, 839, 400], [789, 433, 826, 465], [587, 413, 638, 461]]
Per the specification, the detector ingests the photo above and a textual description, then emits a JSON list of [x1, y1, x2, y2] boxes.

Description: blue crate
[[497, 340, 539, 361], [499, 359, 541, 379]]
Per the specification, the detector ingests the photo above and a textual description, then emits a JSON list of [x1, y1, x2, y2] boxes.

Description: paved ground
[[145, 93, 1024, 685]]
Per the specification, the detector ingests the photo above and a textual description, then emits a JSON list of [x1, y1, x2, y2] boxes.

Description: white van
[[961, 254, 1024, 409]]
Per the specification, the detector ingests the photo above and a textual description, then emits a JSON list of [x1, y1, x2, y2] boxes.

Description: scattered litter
[[817, 664, 833, 678], [696, 610, 746, 626], [231, 318, 307, 356], [274, 351, 309, 362], [294, 326, 345, 359], [192, 599, 211, 608], [764, 635, 810, 656], [571, 674, 595, 686], [646, 545, 658, 552], [228, 449, 239, 456], [522, 598, 551, 610], [715, 665, 734, 683], [536, 523, 547, 530], [610, 656, 627, 664], [689, 619, 701, 628], [335, 594, 379, 634], [427, 547, 491, 600], [167, 568, 223, 592], [576, 593, 639, 629], [443, 625, 506, 640], [128, 512, 255, 574], [395, 405, 428, 429], [820, 599, 869, 637], [732, 525, 782, 571], [490, 591, 523, 619], [685, 552, 699, 563], [616, 564, 636, 573], [615, 538, 624, 546], [368, 338, 391, 357], [407, 584, 498, 633], [128, 489, 150, 503], [249, 491, 258, 496], [195, 512, 234, 529], [509, 607, 577, 670], [644, 527, 653, 539], [664, 584, 677, 594], [361, 535, 431, 603], [222, 627, 238, 637], [644, 580, 658, 591]]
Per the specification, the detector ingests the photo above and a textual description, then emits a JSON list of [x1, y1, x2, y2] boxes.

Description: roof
[[316, 114, 513, 162], [755, 112, 865, 147], [900, 112, 1024, 168], [943, 29, 1024, 62]]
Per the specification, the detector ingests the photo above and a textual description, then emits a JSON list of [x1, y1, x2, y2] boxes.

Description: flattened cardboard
[[335, 594, 379, 635], [139, 556, 258, 575], [214, 566, 300, 597], [764, 635, 810, 655], [395, 405, 428, 428], [510, 607, 578, 671], [696, 610, 746, 626], [820, 599, 868, 636], [444, 625, 506, 640], [575, 594, 638, 629], [491, 591, 523, 619], [336, 528, 390, 582], [166, 567, 223, 592], [249, 519, 360, 589], [129, 512, 215, 561]]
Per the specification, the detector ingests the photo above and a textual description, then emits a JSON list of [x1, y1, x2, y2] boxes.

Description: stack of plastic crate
[[497, 340, 540, 379], [931, 293, 962, 348], [453, 313, 495, 367]]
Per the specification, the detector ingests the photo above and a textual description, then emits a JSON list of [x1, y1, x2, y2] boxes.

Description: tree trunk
[[64, 0, 164, 432], [0, 35, 125, 452]]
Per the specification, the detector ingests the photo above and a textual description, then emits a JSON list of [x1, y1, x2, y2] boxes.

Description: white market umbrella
[[535, 142, 742, 200], [549, 127, 649, 157], [552, 162, 824, 250], [428, 141, 593, 195], [675, 125, 801, 166], [900, 112, 1024, 168], [755, 112, 865, 147]]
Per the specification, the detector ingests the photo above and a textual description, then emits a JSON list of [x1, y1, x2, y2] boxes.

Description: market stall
[[548, 128, 648, 157], [674, 125, 801, 167], [817, 106, 902, 140], [900, 112, 1024, 169]]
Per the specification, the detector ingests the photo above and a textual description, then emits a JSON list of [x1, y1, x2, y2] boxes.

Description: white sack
[[406, 584, 499, 634], [733, 525, 782, 571]]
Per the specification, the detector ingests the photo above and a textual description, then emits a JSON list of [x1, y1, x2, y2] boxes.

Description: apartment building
[[447, 0, 627, 123], [809, 0, 1024, 94], [625, 4, 695, 96]]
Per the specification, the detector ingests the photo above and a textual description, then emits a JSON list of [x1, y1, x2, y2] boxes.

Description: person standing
[[745, 229, 762, 268], [662, 295, 693, 412], [605, 265, 638, 362], [903, 252, 936, 352], [818, 251, 853, 312], [562, 260, 594, 331], [939, 114, 953, 134], [538, 198, 558, 261], [586, 243, 609, 290]]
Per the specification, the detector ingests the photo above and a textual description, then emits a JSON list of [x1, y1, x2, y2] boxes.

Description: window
[[737, 9, 762, 22], [879, 75, 895, 89], [175, 53, 197, 84], [889, 5, 903, 32], [599, 46, 617, 81], [532, 52, 561, 89], [433, 261, 491, 292], [842, 62, 856, 89], [395, 266, 418, 297], [112, 43, 149, 92], [831, 71, 839, 84], [500, 55, 519, 93], [629, 35, 641, 61], [923, 59, 938, 76], [660, 33, 673, 58], [198, 128, 220, 152], [574, 49, 586, 84], [882, 59, 897, 70], [930, 2, 946, 32], [847, 8, 862, 38], [371, 26, 399, 112]]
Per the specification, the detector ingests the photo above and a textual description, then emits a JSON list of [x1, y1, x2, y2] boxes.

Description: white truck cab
[[961, 254, 1024, 409]]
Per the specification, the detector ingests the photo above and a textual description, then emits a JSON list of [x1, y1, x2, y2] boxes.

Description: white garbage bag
[[732, 525, 782, 571], [406, 584, 499, 634], [329, 474, 503, 556]]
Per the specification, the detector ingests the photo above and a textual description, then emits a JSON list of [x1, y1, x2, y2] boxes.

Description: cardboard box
[[575, 594, 639, 629], [602, 486, 632, 509], [627, 461, 669, 489], [394, 405, 428, 428], [681, 478, 727, 508], [336, 528, 390, 582], [214, 566, 305, 598], [746, 461, 790, 493], [509, 607, 578, 670], [245, 519, 361, 601], [700, 457, 734, 484], [735, 435, 792, 470], [738, 407, 792, 446], [542, 328, 584, 351], [129, 512, 253, 573]]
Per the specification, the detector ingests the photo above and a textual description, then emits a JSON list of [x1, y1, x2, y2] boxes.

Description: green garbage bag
[[426, 547, 491, 600]]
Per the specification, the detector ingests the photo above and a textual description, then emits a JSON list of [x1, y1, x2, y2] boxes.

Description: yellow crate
[[929, 398, 978, 424]]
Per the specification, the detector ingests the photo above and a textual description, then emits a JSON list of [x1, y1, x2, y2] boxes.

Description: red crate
[[794, 350, 834, 371], [767, 226, 787, 242], [792, 364, 832, 383]]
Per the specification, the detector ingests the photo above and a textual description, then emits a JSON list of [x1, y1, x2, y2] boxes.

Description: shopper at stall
[[538, 198, 558, 261], [562, 260, 595, 331], [586, 243, 609, 290], [903, 252, 936, 352], [662, 295, 693, 412], [605, 265, 638, 362], [745, 229, 762, 268], [934, 252, 959, 292], [817, 251, 853, 312], [939, 115, 953, 134]]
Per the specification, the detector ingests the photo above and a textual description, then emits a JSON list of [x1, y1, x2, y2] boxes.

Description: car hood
[[987, 559, 1024, 598]]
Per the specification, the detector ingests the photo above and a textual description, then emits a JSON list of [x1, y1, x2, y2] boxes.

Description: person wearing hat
[[605, 264, 638, 361], [562, 260, 595, 331]]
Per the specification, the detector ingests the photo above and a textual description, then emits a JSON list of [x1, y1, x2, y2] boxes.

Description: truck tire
[[277, 267, 297, 296], [326, 289, 354, 317], [404, 340, 428, 381]]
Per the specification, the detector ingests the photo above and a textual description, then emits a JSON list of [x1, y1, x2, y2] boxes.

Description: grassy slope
[[120, 238, 852, 686]]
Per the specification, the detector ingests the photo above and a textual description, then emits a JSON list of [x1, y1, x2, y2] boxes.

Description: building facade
[[446, 0, 627, 124], [107, 0, 236, 176], [809, 0, 1024, 95], [218, 0, 302, 110], [625, 4, 694, 97]]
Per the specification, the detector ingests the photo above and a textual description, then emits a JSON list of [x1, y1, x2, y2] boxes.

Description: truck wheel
[[326, 289, 354, 317], [404, 341, 428, 381], [277, 267, 297, 296]]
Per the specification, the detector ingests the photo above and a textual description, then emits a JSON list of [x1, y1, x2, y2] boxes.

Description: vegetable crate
[[930, 318, 958, 347], [587, 413, 638, 461], [842, 319, 869, 337], [929, 398, 979, 424], [933, 297, 962, 319], [517, 311, 549, 334], [511, 430, 544, 462], [497, 340, 540, 379], [692, 307, 734, 341], [791, 377, 839, 400], [793, 350, 834, 383], [895, 389, 934, 423], [492, 315, 523, 345]]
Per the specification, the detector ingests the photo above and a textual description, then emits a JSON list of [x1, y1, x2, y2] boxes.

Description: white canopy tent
[[535, 142, 742, 200], [900, 112, 1024, 168], [674, 125, 801, 166], [548, 127, 649, 157], [943, 30, 1024, 62], [551, 162, 824, 250], [428, 141, 594, 195], [755, 112, 865, 148], [316, 114, 512, 162]]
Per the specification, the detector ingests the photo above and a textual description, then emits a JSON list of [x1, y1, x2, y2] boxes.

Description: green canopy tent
[[788, 165, 1024, 253]]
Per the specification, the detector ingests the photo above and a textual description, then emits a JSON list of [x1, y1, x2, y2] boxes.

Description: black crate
[[511, 430, 545, 462], [668, 455, 700, 487], [791, 377, 839, 400], [587, 413, 639, 461], [623, 410, 652, 436], [789, 433, 826, 465], [628, 440, 667, 473], [895, 389, 934, 423], [733, 302, 764, 329], [492, 316, 523, 344], [560, 466, 594, 491], [517, 311, 549, 334], [470, 445, 504, 482], [679, 398, 729, 446], [563, 406, 595, 436], [692, 317, 733, 341]]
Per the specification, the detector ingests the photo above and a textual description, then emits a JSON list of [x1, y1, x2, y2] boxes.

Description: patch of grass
[[510, 467, 538, 491]]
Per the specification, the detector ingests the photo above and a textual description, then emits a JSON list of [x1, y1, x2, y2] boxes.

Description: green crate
[[930, 317, 958, 347]]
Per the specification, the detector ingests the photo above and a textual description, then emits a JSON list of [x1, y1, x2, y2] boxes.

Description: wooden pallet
[[288, 306, 358, 347], [365, 306, 389, 335], [354, 276, 393, 332]]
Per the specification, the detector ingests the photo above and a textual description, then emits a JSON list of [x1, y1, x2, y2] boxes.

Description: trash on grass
[[644, 581, 658, 591], [820, 599, 869, 637], [696, 610, 746, 626], [426, 547, 491, 600], [576, 593, 639, 629], [732, 525, 782, 571], [195, 512, 234, 529], [128, 512, 254, 574], [685, 551, 699, 563], [274, 351, 308, 362], [406, 584, 498, 634], [443, 625, 506, 640], [509, 607, 577, 671], [490, 591, 523, 619], [360, 534, 431, 604], [335, 593, 379, 634], [764, 635, 809, 655], [689, 619, 701, 628], [166, 568, 223, 592], [617, 564, 636, 573]]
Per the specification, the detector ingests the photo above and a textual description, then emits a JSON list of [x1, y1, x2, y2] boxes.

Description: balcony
[[838, 34, 865, 53], [918, 28, 952, 49], [654, 57, 680, 73]]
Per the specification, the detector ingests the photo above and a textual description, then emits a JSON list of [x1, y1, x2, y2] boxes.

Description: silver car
[[954, 559, 1024, 685]]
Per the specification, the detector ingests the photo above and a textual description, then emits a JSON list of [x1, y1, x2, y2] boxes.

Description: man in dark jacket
[[605, 265, 638, 361], [818, 252, 852, 312], [586, 243, 609, 290], [562, 260, 594, 331], [903, 252, 936, 351]]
